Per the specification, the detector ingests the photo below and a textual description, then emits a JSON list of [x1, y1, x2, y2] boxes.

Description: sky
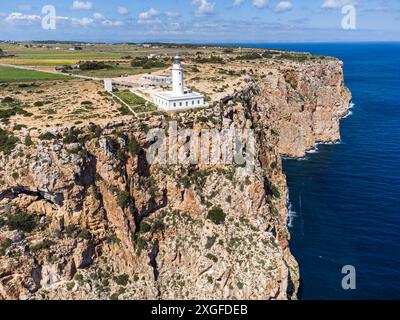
[[0, 0, 399, 43]]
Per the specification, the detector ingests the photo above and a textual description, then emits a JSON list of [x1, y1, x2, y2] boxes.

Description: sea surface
[[242, 42, 400, 299]]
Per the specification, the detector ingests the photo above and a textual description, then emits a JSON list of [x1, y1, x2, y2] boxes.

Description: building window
[[192, 100, 194, 105], [180, 102, 182, 106], [198, 100, 200, 104], [174, 103, 176, 107], [186, 101, 188, 106]]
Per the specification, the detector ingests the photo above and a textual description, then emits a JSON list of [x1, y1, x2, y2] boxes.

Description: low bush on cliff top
[[0, 238, 12, 256], [38, 132, 57, 141], [114, 274, 129, 286], [1, 97, 14, 103], [207, 207, 226, 225], [7, 212, 37, 233], [0, 129, 19, 155]]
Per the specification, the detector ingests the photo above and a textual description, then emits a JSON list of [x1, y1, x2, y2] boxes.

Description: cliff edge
[[0, 58, 351, 300]]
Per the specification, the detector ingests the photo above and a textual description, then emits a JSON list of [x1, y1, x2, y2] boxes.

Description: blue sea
[[244, 43, 400, 300]]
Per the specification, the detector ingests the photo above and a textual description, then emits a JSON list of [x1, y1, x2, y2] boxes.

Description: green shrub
[[139, 222, 151, 233], [30, 239, 55, 253], [127, 136, 141, 156], [24, 135, 33, 146], [152, 219, 165, 233], [65, 224, 77, 237], [271, 185, 281, 199], [77, 229, 91, 240], [117, 190, 130, 209], [135, 237, 147, 253], [207, 207, 226, 225], [7, 212, 36, 232], [38, 132, 57, 140], [205, 253, 218, 263], [194, 56, 225, 64], [110, 293, 119, 300], [0, 238, 12, 256], [63, 128, 82, 144], [130, 57, 167, 69], [34, 101, 44, 107], [0, 129, 19, 155], [205, 235, 217, 249], [114, 274, 129, 286], [66, 282, 75, 291], [78, 61, 112, 71], [1, 97, 14, 103]]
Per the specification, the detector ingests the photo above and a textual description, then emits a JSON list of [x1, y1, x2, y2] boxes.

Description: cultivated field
[[0, 66, 71, 82]]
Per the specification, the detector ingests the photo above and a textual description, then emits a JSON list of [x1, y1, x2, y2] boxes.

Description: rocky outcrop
[[0, 58, 351, 300]]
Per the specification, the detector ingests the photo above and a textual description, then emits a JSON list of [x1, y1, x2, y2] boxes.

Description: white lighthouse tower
[[172, 55, 184, 96], [153, 55, 206, 111]]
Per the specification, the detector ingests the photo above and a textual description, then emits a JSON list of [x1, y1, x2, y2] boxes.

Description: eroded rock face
[[0, 58, 350, 300]]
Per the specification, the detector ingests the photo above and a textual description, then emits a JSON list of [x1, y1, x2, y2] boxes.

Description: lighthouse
[[153, 55, 206, 111], [172, 55, 184, 96]]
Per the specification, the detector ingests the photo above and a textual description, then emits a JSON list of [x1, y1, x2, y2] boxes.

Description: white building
[[153, 56, 206, 111], [142, 74, 172, 84], [104, 79, 113, 92]]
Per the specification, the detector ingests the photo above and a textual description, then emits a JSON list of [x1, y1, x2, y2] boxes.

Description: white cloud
[[55, 15, 123, 28], [5, 12, 41, 23], [71, 17, 94, 26], [102, 19, 123, 27], [321, 0, 357, 9], [166, 11, 180, 18], [18, 4, 32, 11], [93, 12, 104, 20], [72, 1, 93, 10], [192, 0, 215, 16], [274, 1, 292, 12], [117, 7, 129, 15], [138, 8, 161, 24], [234, 0, 245, 6], [253, 0, 269, 9]]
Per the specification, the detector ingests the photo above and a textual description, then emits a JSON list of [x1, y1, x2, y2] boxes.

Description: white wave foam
[[306, 145, 319, 154], [343, 110, 353, 119], [288, 202, 297, 228]]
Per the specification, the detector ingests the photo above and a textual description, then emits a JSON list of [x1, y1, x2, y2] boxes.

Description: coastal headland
[[0, 42, 351, 300]]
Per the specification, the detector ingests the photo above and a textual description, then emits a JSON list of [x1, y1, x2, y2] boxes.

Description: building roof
[[153, 90, 204, 101]]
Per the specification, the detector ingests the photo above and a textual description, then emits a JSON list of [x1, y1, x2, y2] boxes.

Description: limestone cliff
[[0, 58, 351, 300]]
